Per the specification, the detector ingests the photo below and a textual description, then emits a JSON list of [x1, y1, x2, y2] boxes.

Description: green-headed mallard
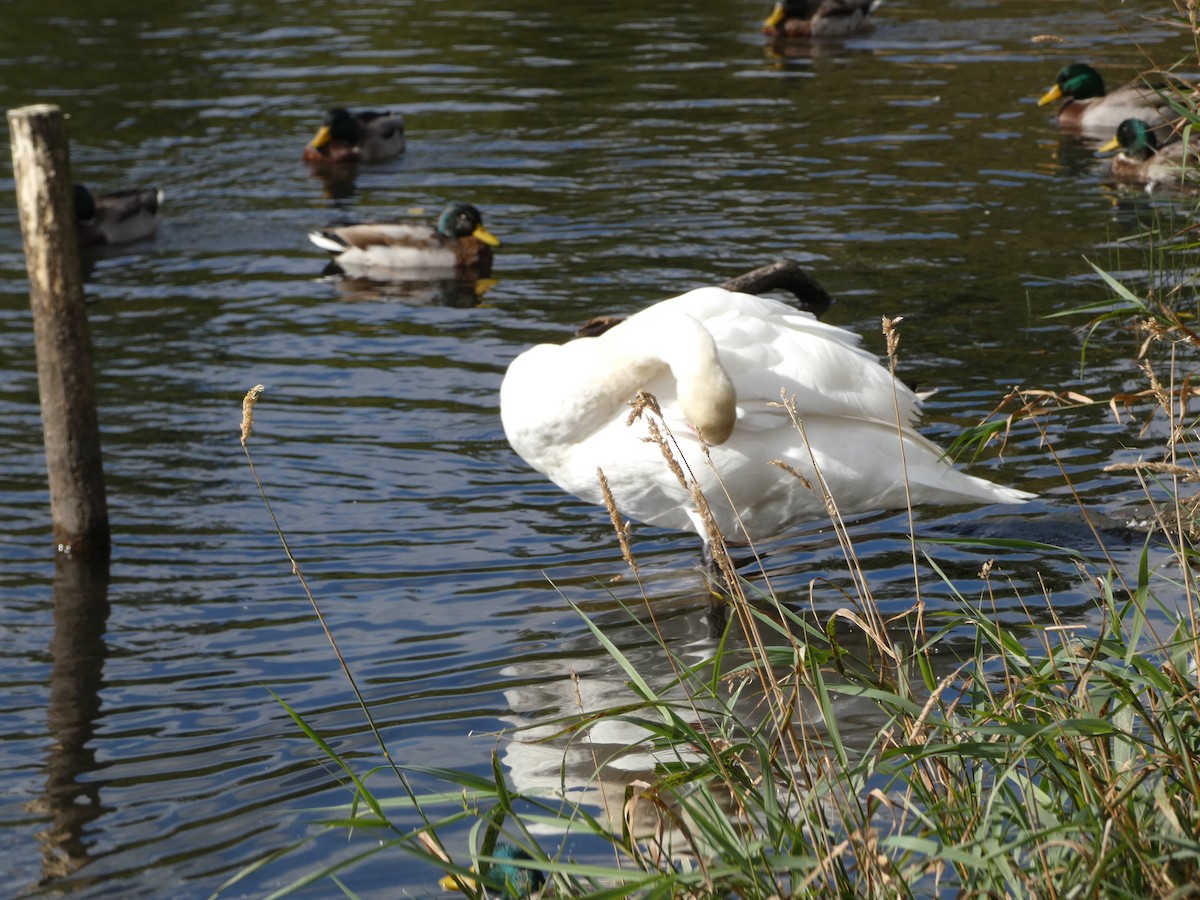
[[439, 844, 546, 897], [500, 286, 1032, 548], [73, 184, 164, 247], [309, 202, 500, 276], [762, 0, 880, 38], [1097, 118, 1200, 187], [1038, 63, 1171, 137], [301, 108, 405, 164]]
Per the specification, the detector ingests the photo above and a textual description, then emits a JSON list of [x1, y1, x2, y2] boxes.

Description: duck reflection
[[317, 267, 496, 307], [302, 154, 408, 201], [1044, 133, 1112, 180], [763, 37, 855, 66], [304, 159, 360, 201]]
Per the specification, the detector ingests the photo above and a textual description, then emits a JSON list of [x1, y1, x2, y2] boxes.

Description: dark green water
[[0, 1, 1194, 895]]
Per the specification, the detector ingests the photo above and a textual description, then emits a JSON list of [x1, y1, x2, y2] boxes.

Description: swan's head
[[679, 363, 737, 445]]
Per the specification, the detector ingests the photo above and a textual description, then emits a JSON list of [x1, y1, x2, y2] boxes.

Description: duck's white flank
[[308, 223, 457, 271]]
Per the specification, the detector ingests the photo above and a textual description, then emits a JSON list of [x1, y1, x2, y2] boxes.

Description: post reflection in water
[[33, 551, 111, 886]]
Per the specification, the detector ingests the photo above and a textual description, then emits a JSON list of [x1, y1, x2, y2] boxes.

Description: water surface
[[0, 0, 1194, 895]]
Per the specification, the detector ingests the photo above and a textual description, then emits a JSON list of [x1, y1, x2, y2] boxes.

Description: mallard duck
[[301, 107, 405, 163], [73, 184, 164, 247], [439, 844, 545, 897], [308, 202, 500, 276], [762, 0, 880, 38], [500, 287, 1032, 547], [1037, 63, 1171, 138], [1097, 118, 1200, 187]]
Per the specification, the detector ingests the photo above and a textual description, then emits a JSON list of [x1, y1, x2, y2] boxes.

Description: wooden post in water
[[8, 104, 110, 555]]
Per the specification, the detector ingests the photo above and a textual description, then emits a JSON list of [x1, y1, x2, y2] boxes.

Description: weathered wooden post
[[8, 104, 110, 555]]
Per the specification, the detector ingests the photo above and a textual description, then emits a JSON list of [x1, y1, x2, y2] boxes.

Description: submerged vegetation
[[227, 11, 1200, 900]]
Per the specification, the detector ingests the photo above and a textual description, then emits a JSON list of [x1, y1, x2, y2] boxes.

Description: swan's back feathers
[[649, 288, 921, 429]]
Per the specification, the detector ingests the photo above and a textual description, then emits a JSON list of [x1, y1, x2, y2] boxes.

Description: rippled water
[[1, 0, 1195, 895]]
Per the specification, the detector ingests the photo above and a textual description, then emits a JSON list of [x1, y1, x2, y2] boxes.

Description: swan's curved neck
[[586, 308, 737, 444]]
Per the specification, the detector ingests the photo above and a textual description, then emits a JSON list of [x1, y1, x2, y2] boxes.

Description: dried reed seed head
[[881, 315, 903, 358], [1139, 360, 1171, 409], [627, 389, 662, 426], [770, 459, 813, 491], [643, 418, 689, 489], [1139, 318, 1168, 342], [692, 484, 720, 542], [569, 669, 585, 712], [774, 391, 804, 428], [597, 466, 639, 573], [240, 384, 266, 446], [1103, 460, 1196, 478]]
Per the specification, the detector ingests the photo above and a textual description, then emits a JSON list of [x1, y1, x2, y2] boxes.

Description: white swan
[[500, 286, 1033, 544]]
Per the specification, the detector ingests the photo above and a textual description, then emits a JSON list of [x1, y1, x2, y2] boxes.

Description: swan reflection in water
[[499, 600, 743, 854], [495, 590, 931, 869]]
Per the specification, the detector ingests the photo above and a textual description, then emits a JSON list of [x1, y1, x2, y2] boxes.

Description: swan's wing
[[647, 287, 921, 428], [782, 413, 1034, 507]]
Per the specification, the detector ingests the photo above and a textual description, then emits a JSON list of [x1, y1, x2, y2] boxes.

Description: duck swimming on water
[[1037, 63, 1172, 138], [439, 844, 545, 896], [308, 202, 500, 277], [762, 0, 880, 38], [500, 285, 1032, 548], [73, 184, 164, 247], [301, 107, 405, 164], [1097, 117, 1200, 187]]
